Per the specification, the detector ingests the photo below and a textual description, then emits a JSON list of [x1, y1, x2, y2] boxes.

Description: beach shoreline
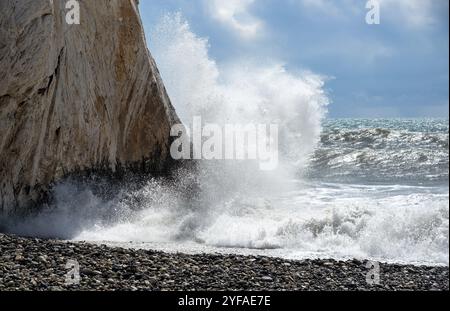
[[0, 233, 448, 291]]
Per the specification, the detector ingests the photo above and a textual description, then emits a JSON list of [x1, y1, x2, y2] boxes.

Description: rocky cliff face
[[0, 0, 180, 215]]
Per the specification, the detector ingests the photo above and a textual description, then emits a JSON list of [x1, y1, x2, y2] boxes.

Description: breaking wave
[[2, 13, 448, 266]]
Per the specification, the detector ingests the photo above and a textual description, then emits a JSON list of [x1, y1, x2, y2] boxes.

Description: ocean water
[[5, 118, 448, 266], [2, 14, 448, 266]]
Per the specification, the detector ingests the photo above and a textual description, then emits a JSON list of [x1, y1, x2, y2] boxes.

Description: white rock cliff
[[0, 0, 180, 214]]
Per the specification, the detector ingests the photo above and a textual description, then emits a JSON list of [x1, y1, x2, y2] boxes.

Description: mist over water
[[3, 13, 448, 266]]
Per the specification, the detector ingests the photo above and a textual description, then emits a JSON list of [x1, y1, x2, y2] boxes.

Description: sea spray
[[2, 13, 448, 266], [149, 13, 329, 167], [3, 12, 328, 240]]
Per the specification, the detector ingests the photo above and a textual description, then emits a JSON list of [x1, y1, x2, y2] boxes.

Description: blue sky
[[140, 0, 449, 118]]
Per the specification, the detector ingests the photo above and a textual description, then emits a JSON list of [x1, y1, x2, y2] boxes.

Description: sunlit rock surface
[[0, 0, 179, 214]]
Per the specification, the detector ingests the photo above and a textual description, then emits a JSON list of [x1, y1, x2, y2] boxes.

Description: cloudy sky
[[140, 0, 449, 118]]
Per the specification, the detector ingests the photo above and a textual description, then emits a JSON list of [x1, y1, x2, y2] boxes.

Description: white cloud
[[378, 0, 439, 28], [297, 0, 445, 28], [204, 0, 263, 39]]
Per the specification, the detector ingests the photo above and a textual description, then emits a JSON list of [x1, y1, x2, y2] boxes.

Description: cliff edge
[[0, 0, 180, 214]]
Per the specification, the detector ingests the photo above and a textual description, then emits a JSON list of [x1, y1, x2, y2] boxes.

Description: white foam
[[149, 13, 328, 166], [195, 184, 449, 265], [3, 13, 448, 267]]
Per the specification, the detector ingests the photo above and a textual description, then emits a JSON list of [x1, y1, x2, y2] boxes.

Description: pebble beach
[[0, 233, 448, 291]]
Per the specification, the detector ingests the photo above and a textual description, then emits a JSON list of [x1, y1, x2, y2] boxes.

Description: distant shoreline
[[0, 233, 448, 291]]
